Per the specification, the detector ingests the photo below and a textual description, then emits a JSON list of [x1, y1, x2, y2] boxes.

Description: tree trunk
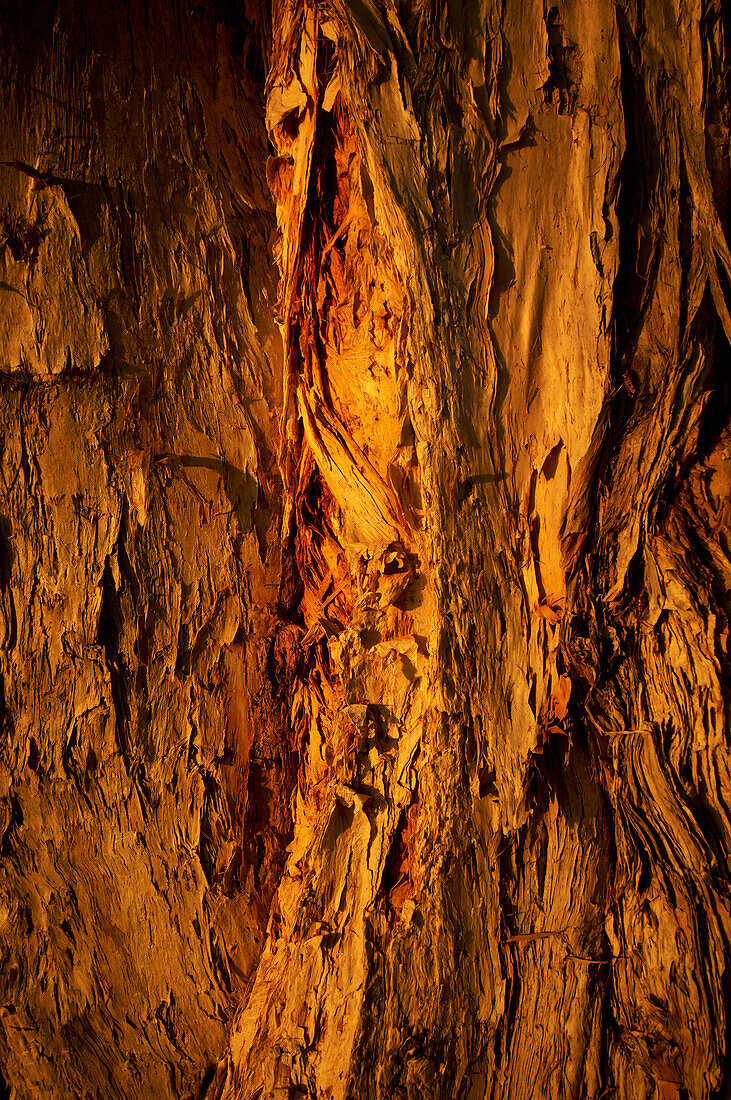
[[0, 1, 729, 1098]]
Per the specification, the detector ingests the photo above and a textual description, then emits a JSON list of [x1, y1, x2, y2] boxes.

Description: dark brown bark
[[0, 2, 729, 1099]]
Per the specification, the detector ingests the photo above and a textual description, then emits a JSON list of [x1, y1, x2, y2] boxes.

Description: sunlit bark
[[0, 1, 729, 1098]]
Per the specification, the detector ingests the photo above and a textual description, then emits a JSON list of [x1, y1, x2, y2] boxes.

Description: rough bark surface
[[0, 4, 286, 1097], [0, 1, 730, 1099]]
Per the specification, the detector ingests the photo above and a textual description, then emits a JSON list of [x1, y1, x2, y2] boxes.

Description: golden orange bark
[[0, 2, 729, 1099]]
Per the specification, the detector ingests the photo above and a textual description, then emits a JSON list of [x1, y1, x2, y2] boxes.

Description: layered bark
[[0, 4, 285, 1096], [0, 1, 730, 1099]]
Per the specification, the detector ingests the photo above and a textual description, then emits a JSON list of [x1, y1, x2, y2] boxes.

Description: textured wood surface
[[0, 1, 729, 1098]]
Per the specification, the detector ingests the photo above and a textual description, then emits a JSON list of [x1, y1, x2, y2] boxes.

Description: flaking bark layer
[[0, 2, 729, 1099]]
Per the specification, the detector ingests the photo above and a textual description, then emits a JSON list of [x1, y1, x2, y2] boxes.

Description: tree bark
[[0, 1, 729, 1099]]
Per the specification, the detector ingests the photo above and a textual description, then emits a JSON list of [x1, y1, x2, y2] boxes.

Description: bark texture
[[0, 1, 730, 1099], [0, 4, 286, 1097]]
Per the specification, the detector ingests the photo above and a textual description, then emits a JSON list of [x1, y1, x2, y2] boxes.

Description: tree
[[0, 0, 728, 1098]]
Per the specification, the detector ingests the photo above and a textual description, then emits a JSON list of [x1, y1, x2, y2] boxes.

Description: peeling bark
[[0, 4, 284, 1096], [0, 1, 730, 1099]]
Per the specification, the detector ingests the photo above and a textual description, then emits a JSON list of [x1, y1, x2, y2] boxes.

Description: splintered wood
[[227, 4, 432, 1095]]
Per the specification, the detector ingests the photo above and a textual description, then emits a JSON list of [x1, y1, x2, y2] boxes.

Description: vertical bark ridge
[[227, 3, 432, 1095]]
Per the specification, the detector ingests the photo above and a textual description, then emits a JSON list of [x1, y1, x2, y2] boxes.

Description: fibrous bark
[[0, 1, 730, 1099], [0, 4, 284, 1096]]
